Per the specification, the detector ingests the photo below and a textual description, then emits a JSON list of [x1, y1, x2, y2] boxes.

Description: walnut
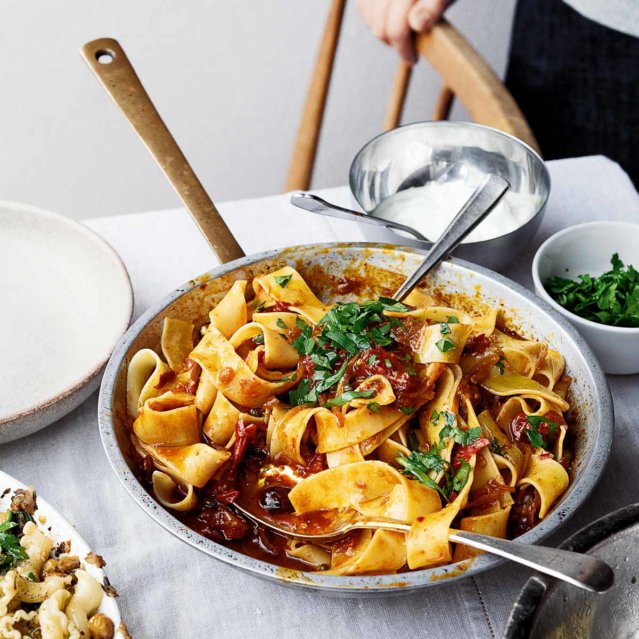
[[57, 555, 80, 573], [10, 488, 36, 515], [88, 613, 115, 639], [42, 559, 59, 576], [85, 552, 106, 568]]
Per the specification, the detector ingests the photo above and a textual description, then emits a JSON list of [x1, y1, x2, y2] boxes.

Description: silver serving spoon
[[293, 172, 509, 301], [232, 503, 613, 593], [392, 172, 508, 300], [290, 192, 430, 242], [290, 163, 466, 243]]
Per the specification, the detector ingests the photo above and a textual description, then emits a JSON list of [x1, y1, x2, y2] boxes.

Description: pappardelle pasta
[[127, 266, 573, 575], [0, 489, 117, 639]]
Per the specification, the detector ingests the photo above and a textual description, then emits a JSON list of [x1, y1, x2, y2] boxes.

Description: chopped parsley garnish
[[26, 572, 38, 582], [439, 425, 482, 446], [253, 333, 265, 345], [274, 274, 293, 288], [440, 322, 451, 335], [400, 406, 415, 415], [367, 401, 381, 413], [291, 321, 316, 355], [496, 356, 506, 375], [525, 415, 559, 449], [288, 297, 414, 406], [397, 445, 472, 500], [314, 360, 349, 393], [444, 461, 472, 496], [436, 338, 455, 353], [276, 318, 288, 330], [431, 409, 456, 428], [0, 512, 28, 569], [278, 373, 297, 383], [447, 316, 459, 324], [325, 389, 375, 407], [288, 378, 317, 406], [314, 298, 409, 355], [397, 449, 448, 498], [545, 253, 639, 327]]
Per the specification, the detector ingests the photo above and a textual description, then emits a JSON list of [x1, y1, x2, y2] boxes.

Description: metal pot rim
[[98, 241, 613, 594]]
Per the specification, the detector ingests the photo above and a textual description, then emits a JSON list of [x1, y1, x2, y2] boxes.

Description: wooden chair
[[285, 0, 539, 191]]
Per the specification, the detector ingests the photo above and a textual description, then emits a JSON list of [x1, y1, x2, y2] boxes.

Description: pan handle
[[81, 38, 245, 264]]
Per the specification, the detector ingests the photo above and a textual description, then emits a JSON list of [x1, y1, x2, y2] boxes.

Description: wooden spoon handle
[[81, 38, 244, 264]]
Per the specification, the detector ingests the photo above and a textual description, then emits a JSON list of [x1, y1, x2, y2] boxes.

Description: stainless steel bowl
[[98, 243, 612, 597], [348, 122, 550, 272], [505, 503, 639, 638]]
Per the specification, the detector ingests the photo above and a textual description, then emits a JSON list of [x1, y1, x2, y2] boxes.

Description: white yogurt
[[373, 181, 543, 243]]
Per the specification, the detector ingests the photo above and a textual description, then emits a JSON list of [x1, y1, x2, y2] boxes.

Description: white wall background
[[0, 0, 516, 220]]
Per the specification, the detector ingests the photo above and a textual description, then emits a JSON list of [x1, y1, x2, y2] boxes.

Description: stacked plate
[[0, 201, 132, 443]]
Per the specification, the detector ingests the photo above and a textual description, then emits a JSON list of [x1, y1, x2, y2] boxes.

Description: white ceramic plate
[[0, 469, 125, 636], [0, 202, 133, 443]]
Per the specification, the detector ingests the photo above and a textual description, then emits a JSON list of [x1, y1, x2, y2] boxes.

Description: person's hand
[[356, 0, 452, 64]]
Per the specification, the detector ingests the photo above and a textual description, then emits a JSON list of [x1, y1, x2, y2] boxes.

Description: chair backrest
[[285, 0, 539, 191]]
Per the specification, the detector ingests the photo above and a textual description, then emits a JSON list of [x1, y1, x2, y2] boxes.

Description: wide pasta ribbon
[[230, 322, 299, 371], [126, 348, 171, 418], [326, 530, 407, 575], [204, 390, 265, 447], [494, 330, 547, 378], [133, 391, 200, 447], [252, 267, 331, 323], [139, 440, 230, 488], [289, 460, 440, 522], [161, 317, 195, 372], [517, 453, 569, 518], [209, 280, 248, 339], [315, 404, 411, 453], [190, 324, 298, 408], [477, 409, 525, 487], [406, 457, 476, 569], [269, 406, 337, 465], [481, 369, 570, 412]]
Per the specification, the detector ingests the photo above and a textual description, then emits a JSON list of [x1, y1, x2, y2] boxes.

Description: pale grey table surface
[[2, 155, 638, 638]]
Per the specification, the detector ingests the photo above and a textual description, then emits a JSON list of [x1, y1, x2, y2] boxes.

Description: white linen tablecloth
[[2, 155, 638, 638]]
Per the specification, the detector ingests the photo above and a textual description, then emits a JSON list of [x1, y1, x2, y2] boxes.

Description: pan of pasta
[[98, 242, 612, 595]]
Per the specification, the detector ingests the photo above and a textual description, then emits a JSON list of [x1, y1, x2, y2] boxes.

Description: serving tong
[[81, 38, 614, 595]]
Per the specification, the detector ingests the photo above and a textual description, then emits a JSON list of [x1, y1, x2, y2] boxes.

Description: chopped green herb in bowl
[[532, 221, 639, 374], [545, 253, 639, 328]]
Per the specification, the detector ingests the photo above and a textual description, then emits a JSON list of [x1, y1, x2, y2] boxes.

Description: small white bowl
[[532, 221, 639, 375]]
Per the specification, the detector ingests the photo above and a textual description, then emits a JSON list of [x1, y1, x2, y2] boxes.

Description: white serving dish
[[532, 221, 639, 375], [0, 469, 125, 636], [0, 202, 133, 443]]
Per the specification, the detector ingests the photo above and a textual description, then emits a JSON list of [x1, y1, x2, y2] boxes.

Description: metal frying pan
[[84, 39, 613, 596]]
